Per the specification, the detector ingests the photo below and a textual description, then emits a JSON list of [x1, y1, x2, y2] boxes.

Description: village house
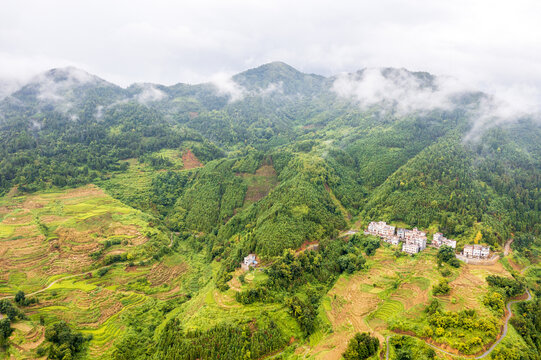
[[241, 254, 258, 271], [463, 245, 490, 259], [401, 227, 427, 242], [367, 221, 395, 237], [409, 237, 427, 251], [432, 232, 457, 249], [402, 242, 420, 254], [384, 236, 400, 245]]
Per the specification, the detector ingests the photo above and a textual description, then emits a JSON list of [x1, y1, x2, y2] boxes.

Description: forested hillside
[[0, 62, 539, 360]]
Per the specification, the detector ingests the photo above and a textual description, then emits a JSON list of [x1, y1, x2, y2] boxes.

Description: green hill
[[0, 62, 539, 360]]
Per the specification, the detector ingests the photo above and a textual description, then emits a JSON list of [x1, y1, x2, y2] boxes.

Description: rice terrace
[[0, 185, 203, 359]]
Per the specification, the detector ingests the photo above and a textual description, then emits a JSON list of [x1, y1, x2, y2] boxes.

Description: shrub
[[97, 267, 110, 277], [432, 279, 451, 295]]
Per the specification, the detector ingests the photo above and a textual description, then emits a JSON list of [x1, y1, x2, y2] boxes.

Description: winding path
[[385, 289, 533, 359], [0, 273, 86, 300]]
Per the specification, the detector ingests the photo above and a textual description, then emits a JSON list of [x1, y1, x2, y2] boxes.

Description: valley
[[0, 62, 539, 360]]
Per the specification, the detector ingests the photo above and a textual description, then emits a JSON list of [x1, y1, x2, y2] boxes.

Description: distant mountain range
[[0, 62, 539, 255]]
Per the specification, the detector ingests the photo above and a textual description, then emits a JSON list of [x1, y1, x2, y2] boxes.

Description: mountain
[[232, 61, 328, 95], [0, 62, 539, 360]]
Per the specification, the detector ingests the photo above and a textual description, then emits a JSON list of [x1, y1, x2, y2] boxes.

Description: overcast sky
[[1, 0, 540, 92]]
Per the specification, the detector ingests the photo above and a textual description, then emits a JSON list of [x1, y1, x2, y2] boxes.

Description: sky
[[1, 0, 540, 93]]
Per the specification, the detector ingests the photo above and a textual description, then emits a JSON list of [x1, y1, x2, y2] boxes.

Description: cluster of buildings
[[432, 232, 457, 249], [365, 221, 492, 259], [463, 244, 490, 259], [365, 221, 427, 254]]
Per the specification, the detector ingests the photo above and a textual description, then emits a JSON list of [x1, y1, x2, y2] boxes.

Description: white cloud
[[332, 68, 469, 114], [258, 82, 283, 96], [133, 84, 167, 103], [0, 78, 22, 100], [35, 67, 97, 102], [333, 67, 541, 139], [210, 73, 246, 102], [465, 85, 541, 140]]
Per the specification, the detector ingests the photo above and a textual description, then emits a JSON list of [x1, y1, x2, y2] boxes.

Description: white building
[[367, 222, 429, 254], [411, 237, 427, 251], [402, 242, 420, 254], [384, 236, 400, 245], [241, 254, 258, 270], [463, 245, 490, 259], [433, 232, 457, 249], [367, 221, 396, 238]]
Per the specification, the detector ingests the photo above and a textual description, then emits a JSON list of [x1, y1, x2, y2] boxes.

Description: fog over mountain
[[2, 62, 538, 142], [1, 0, 540, 93]]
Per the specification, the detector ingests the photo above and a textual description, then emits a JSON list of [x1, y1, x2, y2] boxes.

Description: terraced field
[[304, 246, 514, 360], [0, 185, 194, 359], [0, 185, 157, 294]]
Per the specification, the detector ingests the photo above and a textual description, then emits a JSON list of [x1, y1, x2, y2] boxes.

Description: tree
[[432, 279, 451, 295], [44, 321, 89, 360], [396, 348, 413, 360], [437, 246, 455, 264], [483, 291, 505, 314], [474, 231, 482, 244], [426, 348, 436, 359], [0, 300, 24, 321], [14, 290, 25, 305], [0, 318, 13, 348], [342, 332, 379, 360]]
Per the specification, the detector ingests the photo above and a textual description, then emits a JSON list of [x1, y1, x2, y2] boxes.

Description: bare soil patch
[[182, 149, 203, 169], [20, 200, 44, 210], [1, 213, 33, 225], [391, 283, 427, 310], [508, 258, 522, 272], [227, 269, 245, 292], [52, 184, 104, 199]]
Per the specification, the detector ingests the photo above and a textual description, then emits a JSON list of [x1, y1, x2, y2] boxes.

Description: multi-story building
[[367, 222, 428, 254], [241, 254, 258, 270], [463, 245, 490, 258], [411, 237, 427, 251], [402, 242, 420, 254], [384, 236, 400, 245], [367, 221, 396, 238], [433, 232, 457, 249], [399, 227, 427, 242]]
